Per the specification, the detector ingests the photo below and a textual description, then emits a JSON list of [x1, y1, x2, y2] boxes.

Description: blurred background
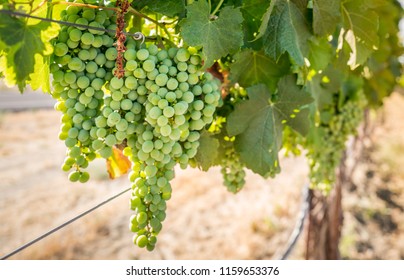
[[1, 79, 404, 260]]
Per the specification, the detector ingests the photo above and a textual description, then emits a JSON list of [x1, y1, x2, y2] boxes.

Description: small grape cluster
[[50, 1, 222, 251], [220, 145, 246, 193], [307, 92, 366, 192]]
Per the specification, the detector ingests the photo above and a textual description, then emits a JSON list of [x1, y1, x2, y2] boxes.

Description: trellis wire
[[0, 187, 131, 260], [0, 9, 145, 43]]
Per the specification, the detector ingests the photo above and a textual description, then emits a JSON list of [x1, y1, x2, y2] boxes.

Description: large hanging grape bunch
[[50, 0, 222, 250]]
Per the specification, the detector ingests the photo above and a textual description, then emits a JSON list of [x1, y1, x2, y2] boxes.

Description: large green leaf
[[230, 49, 290, 91], [227, 76, 312, 176], [312, 0, 341, 36], [308, 37, 333, 71], [341, 0, 379, 68], [0, 14, 58, 92], [180, 0, 243, 68], [257, 0, 311, 66]]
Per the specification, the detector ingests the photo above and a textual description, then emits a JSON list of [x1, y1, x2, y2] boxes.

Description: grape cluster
[[51, 2, 222, 250], [123, 46, 221, 250], [220, 145, 246, 193], [51, 3, 117, 183], [307, 92, 366, 192]]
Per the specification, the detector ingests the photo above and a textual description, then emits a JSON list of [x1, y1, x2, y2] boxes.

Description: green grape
[[136, 49, 149, 61], [54, 43, 69, 57], [79, 171, 90, 183], [105, 47, 118, 60], [143, 59, 156, 72], [81, 32, 94, 45], [68, 171, 81, 182], [77, 76, 90, 89], [68, 57, 83, 71], [110, 77, 124, 90], [69, 29, 82, 42]]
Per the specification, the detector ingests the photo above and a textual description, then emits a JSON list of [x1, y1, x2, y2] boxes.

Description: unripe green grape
[[143, 59, 156, 72], [79, 171, 90, 183], [69, 28, 82, 42], [95, 53, 107, 65], [182, 91, 194, 103], [69, 171, 81, 182], [54, 43, 69, 57], [142, 141, 154, 154], [160, 125, 172, 137], [124, 49, 137, 60], [177, 62, 188, 72], [168, 66, 177, 77], [107, 111, 121, 126], [176, 48, 190, 62], [95, 68, 106, 78], [164, 91, 175, 103], [133, 68, 146, 79], [68, 57, 83, 71], [188, 73, 199, 85], [136, 235, 148, 248], [163, 106, 175, 118], [144, 165, 157, 177], [193, 100, 204, 111], [96, 128, 107, 138], [64, 72, 77, 84], [148, 44, 158, 55], [82, 9, 95, 21], [177, 72, 188, 83], [68, 127, 79, 138], [99, 146, 113, 158], [105, 47, 118, 60], [110, 77, 124, 90], [116, 118, 129, 131], [77, 76, 90, 89], [136, 49, 149, 61]]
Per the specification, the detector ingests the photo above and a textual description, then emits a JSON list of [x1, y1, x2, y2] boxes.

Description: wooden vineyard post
[[305, 152, 346, 260]]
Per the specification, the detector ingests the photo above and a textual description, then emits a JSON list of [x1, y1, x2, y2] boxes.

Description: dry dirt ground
[[1, 91, 404, 260]]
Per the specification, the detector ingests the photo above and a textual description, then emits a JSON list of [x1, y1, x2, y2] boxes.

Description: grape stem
[[211, 0, 224, 16]]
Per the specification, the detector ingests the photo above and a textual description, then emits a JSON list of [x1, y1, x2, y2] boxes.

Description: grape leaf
[[0, 14, 58, 92], [257, 0, 311, 66], [227, 76, 312, 176], [106, 147, 132, 179], [240, 0, 270, 49], [194, 131, 220, 171], [341, 0, 379, 68], [308, 37, 333, 71], [180, 0, 243, 68], [307, 67, 343, 110], [230, 49, 290, 91], [312, 0, 341, 36], [132, 0, 186, 17]]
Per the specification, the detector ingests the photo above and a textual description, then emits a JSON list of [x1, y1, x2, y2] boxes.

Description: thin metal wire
[[0, 187, 131, 260], [0, 9, 144, 42]]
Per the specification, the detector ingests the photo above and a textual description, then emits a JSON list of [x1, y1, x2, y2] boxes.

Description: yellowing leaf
[[106, 147, 132, 179]]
